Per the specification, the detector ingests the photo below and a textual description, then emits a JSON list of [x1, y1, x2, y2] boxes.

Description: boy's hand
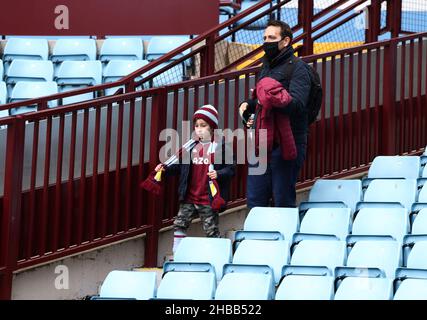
[[207, 170, 218, 180], [155, 164, 164, 172]]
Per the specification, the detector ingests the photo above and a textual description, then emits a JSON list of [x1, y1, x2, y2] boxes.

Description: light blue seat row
[[99, 270, 157, 300]]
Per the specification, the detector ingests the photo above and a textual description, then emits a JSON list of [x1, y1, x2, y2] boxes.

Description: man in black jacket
[[239, 20, 311, 208]]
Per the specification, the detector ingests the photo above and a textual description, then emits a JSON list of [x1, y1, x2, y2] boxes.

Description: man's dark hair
[[267, 20, 293, 42]]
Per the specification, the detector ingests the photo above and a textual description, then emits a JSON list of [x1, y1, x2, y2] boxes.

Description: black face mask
[[263, 40, 281, 61]]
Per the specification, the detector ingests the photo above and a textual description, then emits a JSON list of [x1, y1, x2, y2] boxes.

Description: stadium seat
[[145, 36, 190, 61], [422, 166, 427, 178], [402, 235, 427, 269], [305, 179, 362, 213], [3, 38, 49, 67], [148, 62, 185, 87], [367, 156, 420, 179], [394, 279, 427, 300], [9, 81, 58, 115], [51, 39, 97, 63], [173, 237, 232, 280], [99, 270, 156, 300], [412, 208, 427, 234], [298, 208, 351, 240], [0, 82, 6, 104], [345, 237, 401, 278], [276, 274, 334, 300], [243, 207, 299, 241], [290, 238, 346, 273], [56, 61, 102, 105], [232, 239, 290, 285], [100, 38, 144, 62], [157, 268, 216, 300], [351, 207, 408, 242], [103, 60, 149, 96], [394, 269, 427, 300], [0, 60, 3, 80], [361, 179, 417, 211], [335, 277, 393, 300], [56, 61, 102, 86], [419, 180, 427, 202], [5, 60, 54, 85], [0, 82, 7, 118], [215, 265, 274, 300]]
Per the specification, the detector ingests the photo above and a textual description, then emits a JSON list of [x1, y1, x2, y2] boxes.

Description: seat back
[[3, 38, 49, 62], [346, 240, 400, 278], [308, 179, 362, 212], [276, 275, 334, 300], [99, 270, 156, 300], [412, 208, 427, 234], [291, 240, 346, 271], [174, 237, 232, 280], [56, 61, 102, 86], [407, 241, 427, 269], [100, 38, 144, 62], [157, 271, 216, 300], [215, 268, 274, 300], [51, 39, 97, 62], [335, 277, 393, 300], [368, 156, 420, 179], [146, 36, 190, 61], [103, 60, 149, 83], [232, 239, 289, 285], [6, 60, 54, 84], [363, 179, 417, 211], [352, 207, 408, 242], [244, 207, 299, 241], [419, 183, 427, 202], [394, 279, 427, 300], [299, 208, 351, 240]]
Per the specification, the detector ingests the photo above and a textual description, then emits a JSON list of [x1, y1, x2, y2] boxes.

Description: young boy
[[155, 105, 235, 254]]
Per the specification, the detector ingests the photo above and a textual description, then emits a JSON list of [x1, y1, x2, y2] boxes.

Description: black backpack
[[283, 57, 323, 125]]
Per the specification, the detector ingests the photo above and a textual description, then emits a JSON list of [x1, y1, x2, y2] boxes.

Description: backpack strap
[[282, 56, 299, 82]]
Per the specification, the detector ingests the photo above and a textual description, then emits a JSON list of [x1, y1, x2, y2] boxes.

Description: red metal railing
[[0, 0, 375, 115], [1, 31, 427, 299]]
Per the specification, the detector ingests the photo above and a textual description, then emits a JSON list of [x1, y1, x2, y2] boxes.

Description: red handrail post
[[144, 88, 167, 267], [389, 0, 402, 37], [299, 0, 314, 56], [366, 0, 381, 43], [381, 39, 398, 156], [0, 117, 25, 299], [200, 34, 216, 77]]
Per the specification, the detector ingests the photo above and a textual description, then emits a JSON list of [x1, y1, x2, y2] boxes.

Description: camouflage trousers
[[174, 203, 220, 238]]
